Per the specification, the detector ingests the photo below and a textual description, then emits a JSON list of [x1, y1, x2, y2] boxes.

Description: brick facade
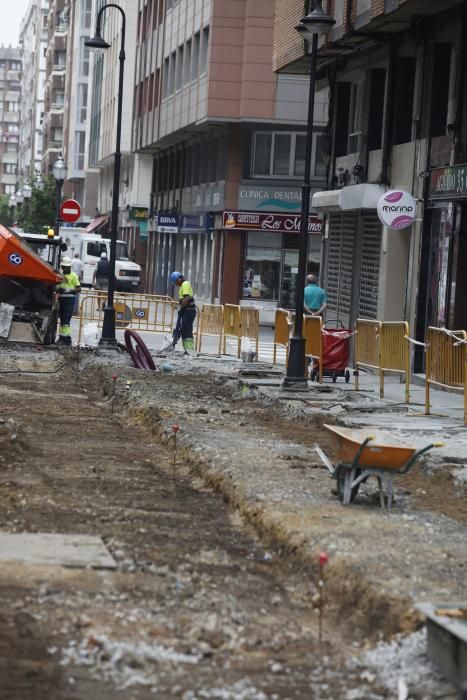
[[273, 0, 304, 73]]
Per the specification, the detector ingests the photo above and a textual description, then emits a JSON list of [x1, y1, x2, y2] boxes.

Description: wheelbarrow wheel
[[335, 465, 361, 503]]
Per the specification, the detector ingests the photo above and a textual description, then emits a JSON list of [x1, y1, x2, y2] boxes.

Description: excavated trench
[[0, 348, 460, 699]]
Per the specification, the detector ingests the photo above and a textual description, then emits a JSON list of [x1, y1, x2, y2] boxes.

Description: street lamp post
[[52, 155, 67, 238], [8, 194, 16, 226], [85, 3, 126, 347], [282, 1, 335, 390]]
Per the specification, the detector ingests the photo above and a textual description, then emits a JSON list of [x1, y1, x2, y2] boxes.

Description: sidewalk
[[71, 318, 467, 472]]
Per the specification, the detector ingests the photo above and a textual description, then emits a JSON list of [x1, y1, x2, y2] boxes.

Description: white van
[[59, 229, 141, 292]]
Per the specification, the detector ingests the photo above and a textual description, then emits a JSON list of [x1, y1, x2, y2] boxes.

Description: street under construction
[[0, 343, 465, 699]]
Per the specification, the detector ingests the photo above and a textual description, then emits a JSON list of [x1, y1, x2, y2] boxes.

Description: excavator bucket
[[0, 226, 63, 344], [0, 225, 62, 285]]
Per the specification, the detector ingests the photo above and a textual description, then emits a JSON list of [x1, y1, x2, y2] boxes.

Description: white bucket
[[83, 322, 99, 347]]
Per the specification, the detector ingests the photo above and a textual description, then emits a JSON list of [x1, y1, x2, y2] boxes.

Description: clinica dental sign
[[377, 190, 417, 229]]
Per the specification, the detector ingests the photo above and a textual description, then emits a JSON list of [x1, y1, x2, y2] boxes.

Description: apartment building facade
[[42, 0, 70, 174], [62, 0, 97, 216], [19, 0, 49, 180], [275, 0, 467, 368], [0, 47, 22, 198], [132, 0, 327, 308]]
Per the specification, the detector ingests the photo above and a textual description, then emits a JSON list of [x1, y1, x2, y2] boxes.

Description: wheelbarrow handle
[[399, 442, 443, 475], [349, 436, 374, 470]]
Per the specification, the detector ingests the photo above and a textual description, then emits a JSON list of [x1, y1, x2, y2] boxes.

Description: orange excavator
[[0, 225, 64, 344]]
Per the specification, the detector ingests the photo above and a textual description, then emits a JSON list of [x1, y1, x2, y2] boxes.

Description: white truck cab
[[59, 228, 141, 292]]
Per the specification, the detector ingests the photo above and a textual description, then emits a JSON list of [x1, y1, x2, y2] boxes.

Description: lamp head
[[22, 183, 32, 200], [296, 0, 335, 40], [85, 31, 111, 53], [52, 155, 67, 182]]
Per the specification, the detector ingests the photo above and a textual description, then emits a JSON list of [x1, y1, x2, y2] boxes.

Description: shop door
[[280, 250, 299, 309], [357, 212, 382, 319], [325, 213, 358, 326]]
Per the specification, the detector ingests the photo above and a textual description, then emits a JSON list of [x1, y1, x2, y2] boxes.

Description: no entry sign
[[60, 199, 81, 224]]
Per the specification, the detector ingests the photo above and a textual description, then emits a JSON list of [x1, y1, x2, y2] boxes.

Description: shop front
[[419, 165, 467, 332], [173, 214, 215, 304], [223, 211, 323, 319]]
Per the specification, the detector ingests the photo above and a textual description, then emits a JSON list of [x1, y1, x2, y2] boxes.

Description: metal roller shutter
[[358, 212, 382, 319], [326, 212, 357, 326]]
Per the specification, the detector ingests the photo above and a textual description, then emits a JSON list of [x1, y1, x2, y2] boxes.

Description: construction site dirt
[[0, 346, 464, 699]]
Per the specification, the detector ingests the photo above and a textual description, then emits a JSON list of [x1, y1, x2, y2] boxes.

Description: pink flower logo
[[384, 191, 403, 203], [391, 215, 414, 229]]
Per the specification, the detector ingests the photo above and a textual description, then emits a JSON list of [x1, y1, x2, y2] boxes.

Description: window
[[184, 39, 192, 85], [200, 27, 209, 75], [368, 69, 386, 150], [5, 184, 15, 194], [430, 44, 451, 138], [168, 52, 176, 95], [348, 81, 364, 153], [294, 134, 306, 176], [77, 84, 87, 122], [81, 0, 92, 29], [273, 134, 291, 175], [80, 44, 89, 77], [314, 133, 327, 177], [3, 163, 16, 174], [162, 57, 169, 98], [393, 59, 415, 145], [192, 32, 200, 80], [87, 241, 106, 258], [75, 131, 86, 170], [7, 124, 19, 133], [252, 132, 317, 178], [253, 133, 272, 175], [8, 101, 19, 112], [175, 45, 183, 91], [244, 231, 281, 301]]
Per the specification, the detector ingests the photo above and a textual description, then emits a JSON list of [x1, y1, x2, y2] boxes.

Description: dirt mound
[[0, 418, 27, 468]]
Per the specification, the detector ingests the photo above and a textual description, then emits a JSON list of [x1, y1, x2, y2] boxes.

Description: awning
[[312, 184, 386, 212], [85, 215, 109, 233]]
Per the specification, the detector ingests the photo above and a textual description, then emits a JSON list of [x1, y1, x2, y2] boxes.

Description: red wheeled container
[[311, 321, 352, 383]]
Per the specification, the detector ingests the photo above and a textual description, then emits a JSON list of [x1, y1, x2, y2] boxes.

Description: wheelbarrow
[[316, 424, 443, 511]]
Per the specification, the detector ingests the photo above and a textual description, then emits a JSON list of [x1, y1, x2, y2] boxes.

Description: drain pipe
[[378, 43, 396, 186]]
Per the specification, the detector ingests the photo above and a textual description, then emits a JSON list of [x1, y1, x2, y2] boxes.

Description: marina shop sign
[[223, 211, 323, 234], [377, 190, 417, 229]]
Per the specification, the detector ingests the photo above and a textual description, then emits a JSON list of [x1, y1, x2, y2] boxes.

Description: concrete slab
[[417, 603, 467, 689], [0, 533, 116, 569]]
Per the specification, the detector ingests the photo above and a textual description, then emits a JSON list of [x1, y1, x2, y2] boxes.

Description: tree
[[16, 177, 58, 234], [0, 195, 11, 227]]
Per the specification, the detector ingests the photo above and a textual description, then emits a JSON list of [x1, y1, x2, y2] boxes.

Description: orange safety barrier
[[223, 304, 241, 357], [355, 319, 411, 400], [78, 292, 180, 343], [355, 319, 381, 392], [303, 315, 323, 381], [273, 309, 292, 365], [240, 307, 260, 359], [425, 326, 467, 425], [380, 322, 410, 403], [197, 304, 224, 354]]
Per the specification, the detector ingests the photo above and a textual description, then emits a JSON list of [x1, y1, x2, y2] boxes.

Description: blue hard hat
[[170, 271, 182, 283]]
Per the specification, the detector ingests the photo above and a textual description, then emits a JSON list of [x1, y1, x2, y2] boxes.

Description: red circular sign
[[60, 198, 81, 223]]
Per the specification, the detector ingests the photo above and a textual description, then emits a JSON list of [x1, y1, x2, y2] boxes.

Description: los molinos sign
[[223, 211, 323, 234]]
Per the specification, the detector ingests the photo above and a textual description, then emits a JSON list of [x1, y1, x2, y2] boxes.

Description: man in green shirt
[[304, 274, 327, 317], [170, 271, 196, 353]]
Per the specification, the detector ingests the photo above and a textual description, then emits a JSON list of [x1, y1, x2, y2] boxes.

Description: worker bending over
[[170, 271, 196, 353], [57, 256, 81, 345]]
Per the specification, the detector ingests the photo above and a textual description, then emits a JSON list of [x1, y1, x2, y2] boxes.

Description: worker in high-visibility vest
[[57, 256, 81, 345], [170, 271, 196, 353]]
